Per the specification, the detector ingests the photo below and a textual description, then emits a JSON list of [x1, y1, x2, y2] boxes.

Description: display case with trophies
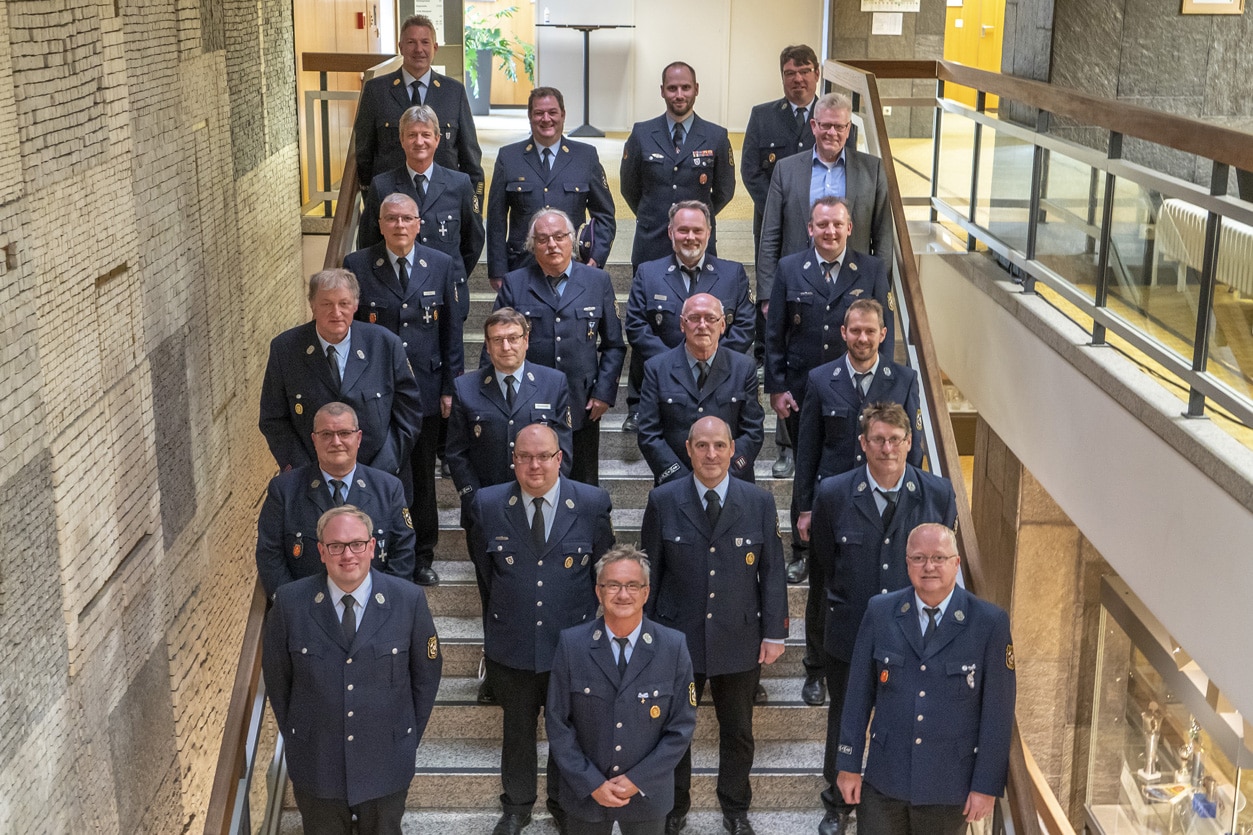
[[1085, 576, 1253, 834]]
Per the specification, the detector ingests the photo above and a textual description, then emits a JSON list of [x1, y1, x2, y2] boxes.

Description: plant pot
[[466, 48, 493, 116]]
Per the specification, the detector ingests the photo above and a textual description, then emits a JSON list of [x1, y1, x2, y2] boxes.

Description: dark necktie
[[548, 274, 565, 298], [342, 595, 357, 644], [923, 607, 939, 649], [542, 147, 553, 171], [705, 488, 721, 529], [326, 345, 342, 390], [413, 172, 427, 205], [821, 260, 837, 282], [673, 123, 685, 154], [696, 360, 709, 391], [411, 80, 423, 105], [329, 479, 346, 506], [877, 488, 899, 527], [615, 636, 629, 678], [681, 265, 699, 292], [396, 255, 409, 293], [504, 374, 516, 409], [796, 106, 808, 132], [853, 371, 870, 402], [531, 496, 546, 549]]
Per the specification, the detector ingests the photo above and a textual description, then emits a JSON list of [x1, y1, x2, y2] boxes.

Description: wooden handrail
[[824, 57, 1051, 835], [302, 52, 397, 74], [841, 58, 1253, 173], [203, 581, 268, 835], [322, 55, 399, 271]]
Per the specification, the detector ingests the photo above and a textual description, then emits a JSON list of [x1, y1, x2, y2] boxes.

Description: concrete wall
[[0, 0, 303, 830], [921, 251, 1253, 725]]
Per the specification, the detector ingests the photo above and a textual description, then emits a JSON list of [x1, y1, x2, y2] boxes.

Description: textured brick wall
[[0, 0, 304, 831]]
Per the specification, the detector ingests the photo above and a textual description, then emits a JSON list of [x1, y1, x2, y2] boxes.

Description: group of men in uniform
[[252, 17, 1016, 835]]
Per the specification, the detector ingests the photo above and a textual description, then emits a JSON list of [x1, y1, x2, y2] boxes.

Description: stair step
[[427, 678, 828, 741], [423, 561, 810, 618]]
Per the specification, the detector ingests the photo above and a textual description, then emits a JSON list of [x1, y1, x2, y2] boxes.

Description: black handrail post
[[1092, 131, 1123, 346], [967, 90, 986, 252], [320, 70, 332, 217], [930, 79, 943, 224], [1186, 161, 1230, 417]]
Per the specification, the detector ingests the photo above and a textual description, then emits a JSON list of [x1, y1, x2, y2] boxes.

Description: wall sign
[[861, 0, 922, 11]]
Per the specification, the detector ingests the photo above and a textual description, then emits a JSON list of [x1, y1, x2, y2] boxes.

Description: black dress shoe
[[491, 811, 532, 835], [754, 683, 768, 704], [785, 556, 809, 584], [622, 411, 639, 432], [723, 816, 756, 835], [664, 814, 687, 835], [772, 447, 795, 478], [818, 809, 852, 835], [414, 566, 440, 586], [477, 679, 497, 705], [801, 673, 827, 706]]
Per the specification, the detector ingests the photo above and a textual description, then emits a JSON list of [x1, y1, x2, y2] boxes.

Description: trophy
[[1138, 701, 1163, 782]]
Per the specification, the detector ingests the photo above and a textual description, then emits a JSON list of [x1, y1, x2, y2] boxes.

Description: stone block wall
[[0, 0, 304, 831], [971, 416, 1113, 827]]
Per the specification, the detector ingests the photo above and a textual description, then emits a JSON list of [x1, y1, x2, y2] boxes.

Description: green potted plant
[[463, 4, 536, 116]]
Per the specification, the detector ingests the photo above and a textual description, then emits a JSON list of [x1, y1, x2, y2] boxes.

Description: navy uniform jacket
[[446, 363, 573, 515], [469, 477, 614, 672], [637, 346, 764, 484], [756, 146, 892, 301], [642, 477, 788, 677], [262, 570, 442, 806], [837, 585, 1015, 806], [353, 69, 484, 206], [546, 617, 697, 823], [344, 241, 464, 409], [494, 262, 627, 431], [764, 248, 894, 398], [620, 114, 736, 266], [487, 137, 616, 277], [809, 464, 957, 662], [793, 359, 923, 513], [255, 463, 417, 598], [259, 321, 424, 478], [741, 97, 814, 220], [359, 163, 484, 318], [625, 255, 755, 361]]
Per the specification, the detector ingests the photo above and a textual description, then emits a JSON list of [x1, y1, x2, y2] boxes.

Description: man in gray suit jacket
[[756, 92, 893, 307]]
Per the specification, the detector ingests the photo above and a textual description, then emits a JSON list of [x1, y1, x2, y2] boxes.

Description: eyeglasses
[[682, 314, 724, 325], [813, 120, 851, 133], [864, 435, 908, 448], [905, 554, 958, 566], [313, 429, 361, 441], [514, 450, 560, 464], [782, 67, 815, 80], [534, 232, 572, 245], [487, 333, 527, 346], [323, 540, 371, 555], [599, 582, 648, 595], [381, 214, 418, 224]]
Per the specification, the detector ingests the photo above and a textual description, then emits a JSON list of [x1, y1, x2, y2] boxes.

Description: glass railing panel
[[936, 115, 976, 218], [1102, 181, 1199, 368], [1197, 214, 1253, 397], [982, 126, 1034, 254], [246, 706, 281, 833], [1033, 150, 1106, 305]]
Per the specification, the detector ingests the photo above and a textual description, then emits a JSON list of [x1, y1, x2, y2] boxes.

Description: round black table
[[537, 23, 634, 137]]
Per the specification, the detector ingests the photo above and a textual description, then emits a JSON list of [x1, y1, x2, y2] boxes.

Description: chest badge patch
[[295, 403, 303, 415], [505, 556, 514, 565], [427, 636, 439, 659], [293, 542, 302, 557], [474, 424, 482, 438], [315, 592, 324, 603], [879, 669, 889, 683], [402, 508, 413, 529], [564, 556, 574, 569], [375, 593, 385, 604], [745, 552, 756, 565], [1006, 644, 1015, 670], [699, 173, 708, 185], [642, 632, 653, 644], [650, 705, 661, 719], [689, 682, 697, 706]]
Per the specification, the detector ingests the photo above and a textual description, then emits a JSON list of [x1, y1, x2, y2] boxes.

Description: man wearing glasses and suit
[[470, 424, 615, 835]]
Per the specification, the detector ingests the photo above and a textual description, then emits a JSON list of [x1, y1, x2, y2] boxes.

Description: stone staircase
[[282, 261, 832, 834]]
